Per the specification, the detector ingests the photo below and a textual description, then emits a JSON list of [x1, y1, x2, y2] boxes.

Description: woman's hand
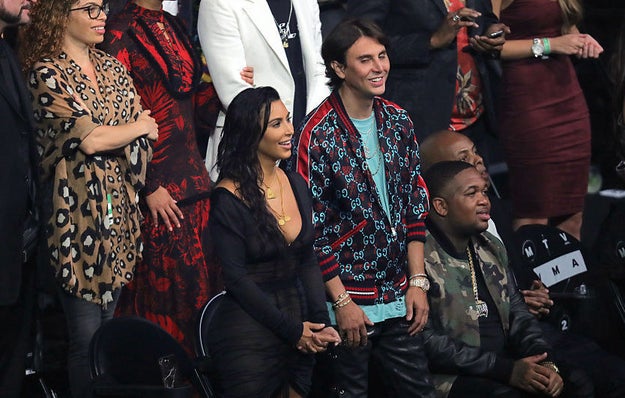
[[549, 33, 602, 58], [137, 110, 159, 141], [579, 34, 603, 59], [430, 8, 481, 49], [145, 186, 183, 231], [296, 322, 330, 354]]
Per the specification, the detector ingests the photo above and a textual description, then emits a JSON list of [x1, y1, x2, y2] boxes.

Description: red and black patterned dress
[[101, 1, 222, 354]]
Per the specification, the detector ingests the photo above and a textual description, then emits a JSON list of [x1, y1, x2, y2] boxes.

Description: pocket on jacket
[[330, 219, 367, 250]]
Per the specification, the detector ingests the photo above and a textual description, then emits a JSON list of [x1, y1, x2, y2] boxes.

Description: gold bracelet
[[333, 291, 349, 306], [541, 361, 560, 374], [333, 297, 352, 309]]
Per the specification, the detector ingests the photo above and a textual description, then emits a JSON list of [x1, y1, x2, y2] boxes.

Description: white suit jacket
[[198, 0, 329, 180]]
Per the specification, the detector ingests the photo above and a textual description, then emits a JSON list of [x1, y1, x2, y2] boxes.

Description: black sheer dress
[[207, 171, 330, 397]]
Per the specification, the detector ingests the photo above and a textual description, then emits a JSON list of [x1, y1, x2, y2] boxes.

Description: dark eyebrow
[[269, 112, 290, 124]]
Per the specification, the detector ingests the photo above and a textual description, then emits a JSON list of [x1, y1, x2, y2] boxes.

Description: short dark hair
[[423, 161, 475, 203], [321, 18, 390, 90]]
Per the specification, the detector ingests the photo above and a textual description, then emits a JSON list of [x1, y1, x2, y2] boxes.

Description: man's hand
[[470, 23, 511, 52], [542, 364, 564, 397], [521, 280, 553, 318], [509, 353, 553, 394], [406, 286, 429, 335], [335, 300, 374, 347], [145, 186, 183, 231]]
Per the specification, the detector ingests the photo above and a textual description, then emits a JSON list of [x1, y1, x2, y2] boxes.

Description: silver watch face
[[411, 277, 430, 291], [532, 39, 544, 57]]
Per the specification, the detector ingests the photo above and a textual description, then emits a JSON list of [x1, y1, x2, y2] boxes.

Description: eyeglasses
[[70, 3, 109, 19]]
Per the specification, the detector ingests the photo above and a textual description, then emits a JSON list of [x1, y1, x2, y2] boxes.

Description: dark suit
[[0, 37, 37, 398], [347, 0, 500, 141]]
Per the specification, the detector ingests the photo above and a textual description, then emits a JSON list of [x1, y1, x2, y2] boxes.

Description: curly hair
[[19, 0, 73, 75], [217, 86, 285, 241]]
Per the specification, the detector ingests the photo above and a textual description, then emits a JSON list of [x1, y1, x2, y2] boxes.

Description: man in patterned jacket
[[421, 160, 590, 398], [287, 18, 434, 397]]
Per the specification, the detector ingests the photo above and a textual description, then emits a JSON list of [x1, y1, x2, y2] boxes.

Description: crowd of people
[[2, 0, 625, 397]]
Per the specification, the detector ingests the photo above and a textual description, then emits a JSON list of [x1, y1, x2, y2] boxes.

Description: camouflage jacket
[[423, 225, 552, 397]]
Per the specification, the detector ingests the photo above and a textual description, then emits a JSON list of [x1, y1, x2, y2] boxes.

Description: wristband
[[542, 38, 551, 55]]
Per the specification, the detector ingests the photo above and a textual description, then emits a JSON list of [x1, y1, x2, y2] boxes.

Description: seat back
[[89, 317, 196, 396], [512, 224, 596, 334], [513, 224, 589, 293], [196, 291, 225, 358], [193, 291, 226, 397]]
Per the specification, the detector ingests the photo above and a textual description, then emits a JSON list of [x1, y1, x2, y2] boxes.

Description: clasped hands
[[296, 322, 341, 354], [510, 353, 564, 397]]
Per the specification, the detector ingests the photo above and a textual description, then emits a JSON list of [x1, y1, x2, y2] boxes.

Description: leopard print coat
[[29, 49, 152, 307]]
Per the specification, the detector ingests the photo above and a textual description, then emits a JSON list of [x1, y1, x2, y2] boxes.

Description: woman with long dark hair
[[19, 0, 156, 396], [207, 86, 340, 397]]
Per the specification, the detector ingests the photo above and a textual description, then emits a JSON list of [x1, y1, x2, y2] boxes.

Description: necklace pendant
[[283, 40, 289, 48], [391, 227, 397, 237], [278, 218, 286, 226], [475, 299, 489, 318], [265, 187, 276, 200]]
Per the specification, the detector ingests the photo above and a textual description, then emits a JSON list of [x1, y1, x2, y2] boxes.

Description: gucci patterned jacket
[[287, 90, 429, 306]]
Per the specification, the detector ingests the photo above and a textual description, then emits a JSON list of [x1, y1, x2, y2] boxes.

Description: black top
[[0, 39, 37, 305], [470, 249, 507, 354], [209, 171, 329, 344], [267, 0, 307, 127]]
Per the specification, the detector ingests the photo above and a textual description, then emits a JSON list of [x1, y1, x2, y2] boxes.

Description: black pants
[[448, 354, 595, 398], [0, 259, 35, 398], [310, 317, 435, 398]]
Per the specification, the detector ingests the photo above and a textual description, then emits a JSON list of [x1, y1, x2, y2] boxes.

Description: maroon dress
[[499, 0, 590, 219], [102, 2, 222, 354]]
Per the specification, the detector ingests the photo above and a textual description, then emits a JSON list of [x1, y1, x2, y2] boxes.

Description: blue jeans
[[58, 286, 120, 398]]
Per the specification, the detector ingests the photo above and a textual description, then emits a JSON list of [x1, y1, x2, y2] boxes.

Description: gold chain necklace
[[275, 172, 291, 226], [263, 172, 278, 200], [467, 245, 489, 319]]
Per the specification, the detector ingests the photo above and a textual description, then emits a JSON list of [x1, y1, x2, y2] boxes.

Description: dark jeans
[[311, 317, 435, 398], [0, 259, 35, 398], [58, 286, 120, 398], [543, 322, 625, 398]]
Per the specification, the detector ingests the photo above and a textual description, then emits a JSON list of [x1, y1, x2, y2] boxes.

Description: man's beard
[[0, 6, 26, 27]]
